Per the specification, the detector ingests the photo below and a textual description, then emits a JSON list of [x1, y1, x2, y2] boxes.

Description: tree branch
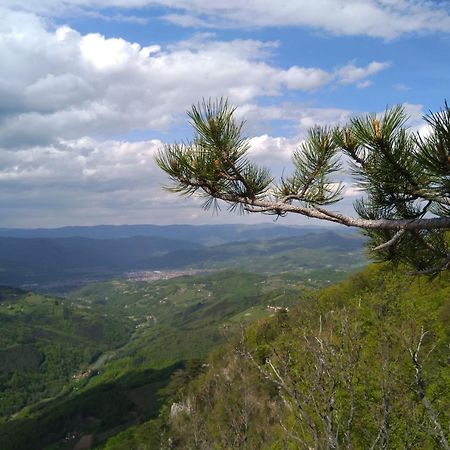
[[157, 98, 450, 273], [237, 198, 450, 231], [372, 229, 406, 251], [406, 329, 450, 450]]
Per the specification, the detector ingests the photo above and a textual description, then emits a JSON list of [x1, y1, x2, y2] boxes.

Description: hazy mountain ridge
[[0, 235, 201, 288], [0, 223, 346, 245], [0, 228, 365, 290]]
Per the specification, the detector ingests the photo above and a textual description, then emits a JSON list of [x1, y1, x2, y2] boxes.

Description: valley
[[0, 224, 367, 449], [0, 224, 365, 292], [0, 223, 449, 449]]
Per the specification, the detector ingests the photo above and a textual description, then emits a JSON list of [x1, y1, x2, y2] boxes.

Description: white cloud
[[248, 135, 298, 167], [236, 103, 356, 136], [0, 137, 177, 226], [0, 8, 388, 149], [162, 0, 450, 39], [3, 0, 450, 39], [336, 61, 390, 85], [279, 67, 334, 91], [0, 2, 434, 228], [0, 135, 301, 227], [0, 100, 426, 227]]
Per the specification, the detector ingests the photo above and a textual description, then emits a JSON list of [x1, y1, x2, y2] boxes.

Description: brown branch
[[236, 198, 450, 231], [372, 229, 406, 251]]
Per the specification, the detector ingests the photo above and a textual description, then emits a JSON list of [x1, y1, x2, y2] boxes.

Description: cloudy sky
[[1, 0, 449, 228]]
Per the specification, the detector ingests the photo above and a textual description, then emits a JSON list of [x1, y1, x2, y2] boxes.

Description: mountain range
[[0, 224, 365, 291]]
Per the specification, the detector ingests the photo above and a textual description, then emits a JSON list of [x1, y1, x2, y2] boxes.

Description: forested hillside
[[0, 271, 310, 450], [110, 264, 450, 449], [0, 286, 131, 417], [1, 229, 448, 449]]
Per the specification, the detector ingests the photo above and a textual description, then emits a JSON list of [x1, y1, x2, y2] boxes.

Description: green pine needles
[[156, 99, 450, 275], [157, 99, 272, 212]]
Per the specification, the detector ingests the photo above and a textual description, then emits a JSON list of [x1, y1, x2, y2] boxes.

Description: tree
[[156, 99, 450, 274]]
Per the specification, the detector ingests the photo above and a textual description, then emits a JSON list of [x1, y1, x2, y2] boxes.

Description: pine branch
[[156, 98, 450, 274]]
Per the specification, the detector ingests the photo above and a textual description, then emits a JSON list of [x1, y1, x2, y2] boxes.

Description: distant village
[[125, 269, 210, 282]]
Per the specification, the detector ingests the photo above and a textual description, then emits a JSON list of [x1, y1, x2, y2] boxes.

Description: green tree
[[167, 266, 450, 449], [156, 99, 450, 274]]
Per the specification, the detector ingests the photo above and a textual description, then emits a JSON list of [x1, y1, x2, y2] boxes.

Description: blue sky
[[0, 1, 449, 227]]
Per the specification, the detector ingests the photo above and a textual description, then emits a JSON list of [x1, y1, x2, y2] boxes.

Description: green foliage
[[280, 126, 343, 205], [416, 101, 450, 206], [0, 363, 181, 450], [67, 270, 309, 373], [0, 270, 311, 449], [0, 288, 132, 417], [156, 98, 272, 211], [169, 265, 450, 449]]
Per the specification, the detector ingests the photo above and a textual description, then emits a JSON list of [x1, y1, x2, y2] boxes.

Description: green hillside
[[2, 261, 449, 449], [0, 270, 310, 450], [64, 270, 310, 379], [162, 265, 450, 449], [191, 231, 364, 284], [0, 286, 132, 418]]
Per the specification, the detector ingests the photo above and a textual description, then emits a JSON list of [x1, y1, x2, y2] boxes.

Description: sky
[[0, 0, 449, 228]]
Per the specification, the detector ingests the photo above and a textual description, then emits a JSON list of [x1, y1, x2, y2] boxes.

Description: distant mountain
[[0, 236, 201, 288], [0, 223, 344, 245], [136, 230, 365, 271], [0, 229, 365, 290]]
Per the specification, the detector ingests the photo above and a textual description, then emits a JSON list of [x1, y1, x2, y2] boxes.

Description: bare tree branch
[[407, 328, 450, 450]]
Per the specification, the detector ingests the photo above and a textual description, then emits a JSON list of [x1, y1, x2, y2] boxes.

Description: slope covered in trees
[[0, 270, 313, 450], [0, 286, 132, 418], [134, 264, 449, 449], [1, 227, 448, 448]]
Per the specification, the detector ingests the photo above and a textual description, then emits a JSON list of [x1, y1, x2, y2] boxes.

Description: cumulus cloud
[[0, 8, 388, 149], [0, 133, 359, 227], [238, 103, 355, 134], [0, 2, 433, 227], [336, 61, 390, 85], [0, 137, 183, 227], [3, 0, 450, 39]]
